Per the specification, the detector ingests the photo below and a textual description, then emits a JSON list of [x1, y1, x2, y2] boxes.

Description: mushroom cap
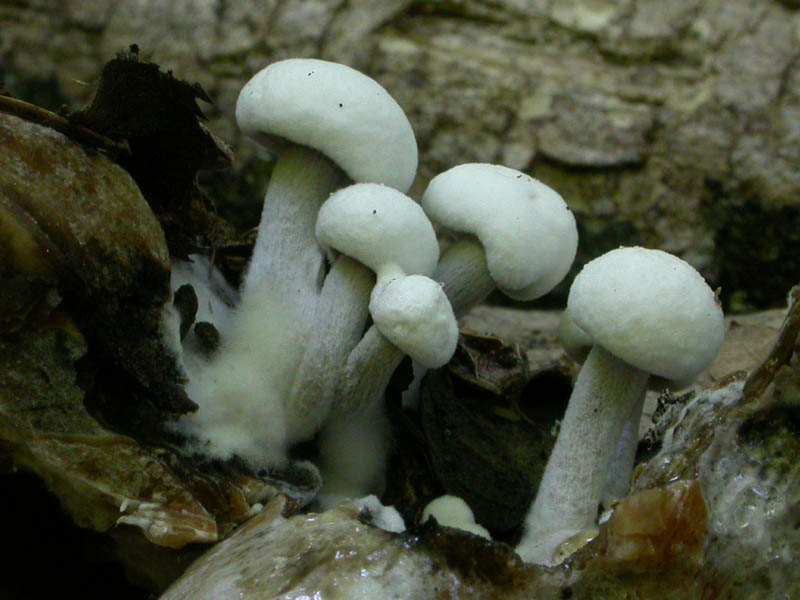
[[235, 58, 418, 192], [422, 495, 491, 539], [567, 247, 725, 383], [316, 183, 439, 278], [422, 495, 476, 525], [558, 309, 698, 389], [369, 274, 458, 368], [558, 311, 593, 364], [421, 163, 578, 300]]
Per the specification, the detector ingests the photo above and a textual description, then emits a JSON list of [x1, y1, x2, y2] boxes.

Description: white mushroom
[[235, 58, 417, 341], [337, 163, 578, 417], [369, 274, 458, 368], [517, 247, 725, 566], [301, 183, 456, 425], [421, 495, 491, 540], [174, 60, 420, 469], [421, 163, 578, 315], [288, 181, 448, 441], [190, 59, 417, 457], [310, 183, 457, 501], [315, 183, 457, 372]]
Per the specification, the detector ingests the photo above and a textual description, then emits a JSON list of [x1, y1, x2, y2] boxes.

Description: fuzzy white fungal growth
[[316, 399, 391, 508], [170, 255, 238, 327], [168, 255, 239, 374], [175, 285, 304, 466]]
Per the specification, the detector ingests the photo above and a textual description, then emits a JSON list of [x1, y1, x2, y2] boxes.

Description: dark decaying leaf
[[69, 47, 242, 262]]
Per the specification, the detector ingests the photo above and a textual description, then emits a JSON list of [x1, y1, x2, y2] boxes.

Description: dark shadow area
[[0, 471, 150, 600]]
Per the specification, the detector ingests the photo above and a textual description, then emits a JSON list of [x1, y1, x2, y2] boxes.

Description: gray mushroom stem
[[434, 236, 497, 317], [331, 236, 499, 418], [286, 255, 374, 441], [602, 389, 646, 505], [517, 344, 649, 566], [333, 325, 405, 415], [242, 144, 348, 312]]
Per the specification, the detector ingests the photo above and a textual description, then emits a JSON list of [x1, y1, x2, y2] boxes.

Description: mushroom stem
[[435, 236, 497, 317], [602, 389, 646, 505], [517, 344, 649, 566], [316, 395, 391, 507], [333, 325, 405, 415], [330, 238, 494, 418], [286, 255, 374, 441], [242, 143, 349, 308]]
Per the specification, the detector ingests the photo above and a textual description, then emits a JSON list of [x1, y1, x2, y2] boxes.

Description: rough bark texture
[[3, 0, 800, 310]]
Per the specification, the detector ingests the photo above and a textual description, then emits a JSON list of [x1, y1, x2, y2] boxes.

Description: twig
[[742, 284, 800, 401], [0, 94, 131, 157]]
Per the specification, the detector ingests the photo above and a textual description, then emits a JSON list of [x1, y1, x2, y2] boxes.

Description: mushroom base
[[517, 344, 649, 565]]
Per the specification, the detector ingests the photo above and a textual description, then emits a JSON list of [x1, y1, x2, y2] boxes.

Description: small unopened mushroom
[[422, 495, 491, 539], [369, 274, 458, 368], [421, 163, 578, 315], [517, 247, 725, 566]]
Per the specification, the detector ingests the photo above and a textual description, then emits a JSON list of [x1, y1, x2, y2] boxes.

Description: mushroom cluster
[[164, 57, 728, 570], [168, 58, 578, 503], [166, 58, 727, 567]]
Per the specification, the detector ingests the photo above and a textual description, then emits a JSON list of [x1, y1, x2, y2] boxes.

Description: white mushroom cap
[[567, 247, 725, 383], [422, 495, 491, 539], [422, 495, 475, 524], [316, 183, 439, 279], [235, 58, 418, 192], [369, 274, 458, 368], [421, 163, 578, 300], [558, 311, 593, 363]]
